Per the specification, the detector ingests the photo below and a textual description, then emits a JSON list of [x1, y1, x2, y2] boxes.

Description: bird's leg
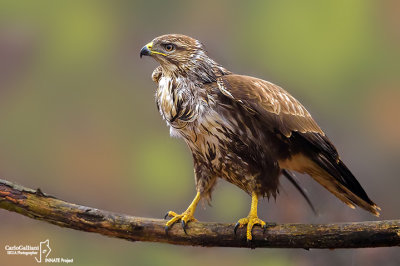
[[234, 191, 266, 241], [164, 192, 201, 234]]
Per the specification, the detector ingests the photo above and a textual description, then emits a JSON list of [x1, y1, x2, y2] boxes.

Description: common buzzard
[[140, 34, 380, 241]]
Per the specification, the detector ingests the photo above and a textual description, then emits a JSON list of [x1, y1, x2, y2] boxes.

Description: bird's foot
[[164, 210, 197, 234], [234, 215, 266, 241]]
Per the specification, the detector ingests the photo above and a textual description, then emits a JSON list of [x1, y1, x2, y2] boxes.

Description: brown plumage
[[140, 34, 380, 240]]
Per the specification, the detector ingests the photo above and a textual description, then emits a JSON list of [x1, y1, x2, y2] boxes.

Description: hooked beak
[[140, 42, 167, 58], [140, 42, 152, 58]]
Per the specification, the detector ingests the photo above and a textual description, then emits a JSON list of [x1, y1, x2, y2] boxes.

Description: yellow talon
[[165, 210, 197, 226], [234, 191, 267, 241], [165, 192, 200, 234]]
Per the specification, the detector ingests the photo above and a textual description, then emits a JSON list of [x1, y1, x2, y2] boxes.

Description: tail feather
[[312, 155, 380, 216], [282, 169, 317, 215], [280, 132, 381, 216]]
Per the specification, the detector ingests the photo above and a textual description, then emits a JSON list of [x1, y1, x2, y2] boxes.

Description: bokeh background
[[1, 0, 399, 265]]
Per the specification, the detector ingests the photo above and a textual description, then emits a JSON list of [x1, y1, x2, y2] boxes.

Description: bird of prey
[[140, 34, 380, 241]]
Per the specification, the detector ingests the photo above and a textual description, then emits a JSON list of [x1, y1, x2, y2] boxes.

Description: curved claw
[[165, 226, 170, 236], [164, 212, 170, 220], [181, 220, 187, 234], [164, 210, 197, 235], [234, 222, 240, 235]]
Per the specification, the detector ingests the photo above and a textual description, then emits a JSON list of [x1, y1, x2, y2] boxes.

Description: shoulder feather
[[217, 74, 324, 137]]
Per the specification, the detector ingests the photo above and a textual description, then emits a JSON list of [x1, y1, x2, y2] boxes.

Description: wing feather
[[214, 75, 380, 215], [217, 75, 323, 137]]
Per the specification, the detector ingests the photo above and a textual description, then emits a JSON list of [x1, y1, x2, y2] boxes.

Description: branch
[[0, 179, 399, 249]]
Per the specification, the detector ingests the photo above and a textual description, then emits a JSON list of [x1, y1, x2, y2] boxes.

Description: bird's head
[[140, 34, 229, 82]]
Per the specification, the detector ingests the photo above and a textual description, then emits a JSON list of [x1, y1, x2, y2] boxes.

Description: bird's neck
[[162, 57, 231, 85], [156, 55, 230, 125], [187, 57, 231, 84]]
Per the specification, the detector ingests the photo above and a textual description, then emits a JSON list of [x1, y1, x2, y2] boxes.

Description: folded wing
[[216, 74, 380, 216]]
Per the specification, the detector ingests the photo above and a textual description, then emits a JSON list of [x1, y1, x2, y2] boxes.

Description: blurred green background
[[1, 0, 399, 265]]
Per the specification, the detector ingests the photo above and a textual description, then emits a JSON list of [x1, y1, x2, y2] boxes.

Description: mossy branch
[[0, 179, 399, 249]]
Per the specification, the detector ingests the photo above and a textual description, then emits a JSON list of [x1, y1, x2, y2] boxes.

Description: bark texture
[[0, 179, 399, 249]]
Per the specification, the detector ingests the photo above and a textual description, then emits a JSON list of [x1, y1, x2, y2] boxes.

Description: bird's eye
[[164, 44, 174, 52]]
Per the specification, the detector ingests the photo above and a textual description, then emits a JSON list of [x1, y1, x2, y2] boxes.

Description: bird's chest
[[156, 77, 226, 153], [157, 77, 176, 121], [157, 77, 196, 126], [156, 77, 264, 191]]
